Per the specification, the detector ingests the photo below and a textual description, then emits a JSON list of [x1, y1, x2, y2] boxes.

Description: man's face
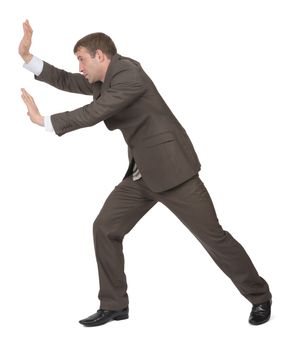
[[76, 47, 101, 83]]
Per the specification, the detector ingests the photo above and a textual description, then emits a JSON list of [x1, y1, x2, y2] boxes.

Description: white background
[[0, 0, 281, 348]]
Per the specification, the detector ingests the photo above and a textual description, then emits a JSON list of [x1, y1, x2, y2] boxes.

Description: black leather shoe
[[79, 307, 129, 327], [249, 299, 272, 325]]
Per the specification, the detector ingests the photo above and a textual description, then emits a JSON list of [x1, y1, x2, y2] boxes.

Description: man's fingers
[[23, 19, 33, 34], [22, 24, 32, 42], [21, 94, 33, 115], [21, 89, 28, 99], [21, 88, 33, 99], [21, 94, 29, 105], [25, 19, 32, 28], [21, 88, 29, 100], [21, 89, 35, 105], [23, 21, 30, 33]]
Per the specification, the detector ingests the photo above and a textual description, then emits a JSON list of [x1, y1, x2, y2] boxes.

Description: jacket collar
[[101, 53, 121, 93]]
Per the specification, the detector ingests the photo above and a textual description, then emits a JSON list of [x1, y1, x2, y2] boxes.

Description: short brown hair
[[73, 32, 117, 59]]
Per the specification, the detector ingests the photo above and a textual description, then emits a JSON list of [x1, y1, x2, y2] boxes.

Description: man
[[19, 19, 272, 327]]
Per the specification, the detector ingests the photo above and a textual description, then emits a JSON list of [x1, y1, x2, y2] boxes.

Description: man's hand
[[19, 19, 33, 63], [21, 89, 44, 126]]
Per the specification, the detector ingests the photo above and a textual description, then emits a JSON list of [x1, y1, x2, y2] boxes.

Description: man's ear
[[95, 49, 104, 62]]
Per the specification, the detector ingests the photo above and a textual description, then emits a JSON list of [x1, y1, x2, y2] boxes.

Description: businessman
[[19, 20, 272, 326]]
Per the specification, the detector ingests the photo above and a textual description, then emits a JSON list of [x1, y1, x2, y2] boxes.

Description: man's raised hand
[[19, 19, 33, 63]]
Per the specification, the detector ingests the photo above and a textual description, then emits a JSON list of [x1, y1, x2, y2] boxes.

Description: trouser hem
[[100, 302, 129, 311]]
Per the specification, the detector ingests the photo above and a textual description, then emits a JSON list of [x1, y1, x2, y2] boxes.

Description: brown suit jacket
[[35, 53, 201, 192]]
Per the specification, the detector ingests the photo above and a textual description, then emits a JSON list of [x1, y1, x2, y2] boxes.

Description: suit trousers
[[93, 173, 271, 310]]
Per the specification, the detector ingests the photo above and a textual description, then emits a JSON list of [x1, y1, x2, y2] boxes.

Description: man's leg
[[158, 174, 271, 305], [93, 176, 157, 310]]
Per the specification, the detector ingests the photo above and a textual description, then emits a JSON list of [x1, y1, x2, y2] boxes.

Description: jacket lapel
[[92, 81, 102, 100]]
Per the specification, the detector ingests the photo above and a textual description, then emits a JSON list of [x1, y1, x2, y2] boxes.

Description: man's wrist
[[22, 53, 33, 64], [31, 113, 44, 127], [37, 114, 44, 126]]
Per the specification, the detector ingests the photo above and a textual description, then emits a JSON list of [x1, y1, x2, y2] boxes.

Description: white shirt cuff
[[23, 55, 44, 76], [44, 115, 54, 132]]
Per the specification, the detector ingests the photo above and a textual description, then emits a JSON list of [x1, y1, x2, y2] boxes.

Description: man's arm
[[21, 59, 145, 133], [19, 20, 91, 129], [50, 66, 146, 136], [19, 20, 145, 133], [19, 19, 98, 96], [34, 61, 101, 96]]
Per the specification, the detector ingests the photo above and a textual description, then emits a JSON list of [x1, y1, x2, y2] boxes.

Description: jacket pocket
[[143, 131, 175, 148]]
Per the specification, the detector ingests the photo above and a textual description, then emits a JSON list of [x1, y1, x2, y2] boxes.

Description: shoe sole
[[80, 313, 129, 327], [113, 314, 129, 321], [249, 314, 271, 326]]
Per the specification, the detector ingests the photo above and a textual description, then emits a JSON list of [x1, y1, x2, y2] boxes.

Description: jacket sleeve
[[35, 61, 99, 95], [50, 65, 146, 136]]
